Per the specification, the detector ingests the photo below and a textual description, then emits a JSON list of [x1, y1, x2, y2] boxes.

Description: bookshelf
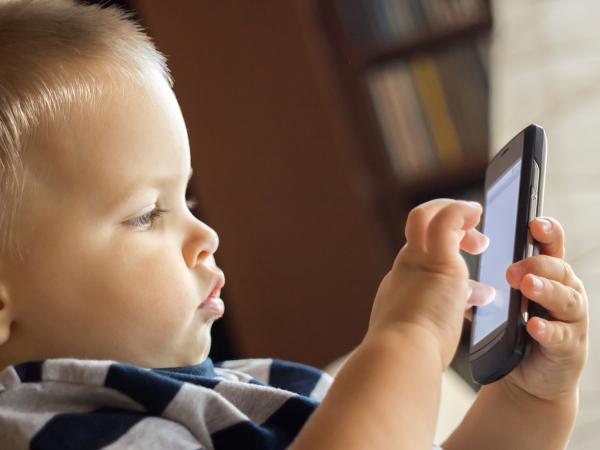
[[319, 0, 492, 389]]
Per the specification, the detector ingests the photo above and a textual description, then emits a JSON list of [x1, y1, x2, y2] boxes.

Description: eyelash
[[129, 196, 199, 229]]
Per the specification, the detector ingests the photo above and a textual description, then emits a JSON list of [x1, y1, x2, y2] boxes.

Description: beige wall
[[491, 1, 600, 448]]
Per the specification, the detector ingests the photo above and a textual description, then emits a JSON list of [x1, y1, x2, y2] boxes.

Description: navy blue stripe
[[14, 360, 43, 383], [269, 359, 322, 397], [153, 357, 217, 377], [212, 420, 286, 450], [104, 363, 182, 415], [212, 396, 318, 450], [30, 407, 146, 450], [150, 371, 220, 389], [262, 395, 319, 441]]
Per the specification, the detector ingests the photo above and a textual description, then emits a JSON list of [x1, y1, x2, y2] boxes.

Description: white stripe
[[0, 366, 20, 392], [214, 379, 293, 425], [216, 358, 272, 384], [309, 373, 333, 402], [161, 382, 248, 444], [0, 381, 145, 446], [102, 416, 202, 450], [42, 358, 114, 386]]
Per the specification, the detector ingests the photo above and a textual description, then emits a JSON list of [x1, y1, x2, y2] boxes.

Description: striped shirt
[[0, 357, 443, 449]]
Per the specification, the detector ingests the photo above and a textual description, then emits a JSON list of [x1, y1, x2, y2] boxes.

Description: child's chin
[[195, 331, 213, 361]]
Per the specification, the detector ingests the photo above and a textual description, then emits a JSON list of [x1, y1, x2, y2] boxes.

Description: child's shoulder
[[0, 357, 330, 449], [215, 357, 334, 401]]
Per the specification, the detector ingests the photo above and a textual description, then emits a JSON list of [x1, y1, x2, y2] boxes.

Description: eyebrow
[[143, 167, 193, 188], [108, 167, 193, 212]]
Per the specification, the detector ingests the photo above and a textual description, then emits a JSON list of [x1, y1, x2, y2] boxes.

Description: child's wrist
[[499, 376, 578, 408], [495, 377, 579, 425], [362, 323, 445, 373]]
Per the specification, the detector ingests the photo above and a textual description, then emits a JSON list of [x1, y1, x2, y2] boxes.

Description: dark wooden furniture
[[132, 1, 491, 389]]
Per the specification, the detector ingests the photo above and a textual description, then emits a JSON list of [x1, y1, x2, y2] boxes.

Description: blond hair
[[0, 0, 173, 262]]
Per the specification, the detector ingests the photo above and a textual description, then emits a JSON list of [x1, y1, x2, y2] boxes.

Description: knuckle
[[554, 325, 569, 347], [433, 203, 453, 220], [563, 287, 579, 315], [547, 255, 560, 271], [573, 274, 585, 292], [576, 329, 588, 349], [427, 212, 446, 233], [564, 326, 573, 345], [562, 260, 574, 280], [563, 261, 579, 288], [548, 323, 559, 346], [527, 255, 545, 274], [550, 328, 561, 347], [433, 203, 461, 227], [564, 262, 585, 290], [580, 289, 589, 314], [407, 206, 426, 224], [575, 331, 587, 348], [563, 326, 573, 346]]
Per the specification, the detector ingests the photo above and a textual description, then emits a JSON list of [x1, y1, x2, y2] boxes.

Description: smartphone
[[469, 124, 548, 385]]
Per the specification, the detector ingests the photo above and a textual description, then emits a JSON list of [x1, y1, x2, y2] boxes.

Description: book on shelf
[[410, 53, 462, 170], [335, 0, 489, 49], [366, 41, 488, 182]]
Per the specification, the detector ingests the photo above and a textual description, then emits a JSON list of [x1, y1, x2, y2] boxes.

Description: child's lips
[[198, 273, 225, 316], [201, 287, 220, 305], [198, 295, 224, 317], [199, 272, 225, 309]]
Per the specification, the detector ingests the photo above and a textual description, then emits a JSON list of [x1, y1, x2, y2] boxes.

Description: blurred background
[[84, 1, 599, 447]]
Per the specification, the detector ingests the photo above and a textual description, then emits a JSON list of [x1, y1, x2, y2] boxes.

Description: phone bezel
[[469, 124, 546, 384]]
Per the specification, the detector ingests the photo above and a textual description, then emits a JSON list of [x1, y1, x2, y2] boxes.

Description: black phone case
[[469, 124, 547, 385]]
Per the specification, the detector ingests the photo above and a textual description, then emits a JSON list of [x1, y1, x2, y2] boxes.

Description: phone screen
[[471, 159, 523, 346]]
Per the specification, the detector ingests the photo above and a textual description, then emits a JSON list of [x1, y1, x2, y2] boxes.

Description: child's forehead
[[25, 81, 190, 202]]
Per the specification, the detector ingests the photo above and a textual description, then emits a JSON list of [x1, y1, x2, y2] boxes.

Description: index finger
[[426, 201, 483, 266], [507, 254, 584, 293], [405, 198, 456, 252]]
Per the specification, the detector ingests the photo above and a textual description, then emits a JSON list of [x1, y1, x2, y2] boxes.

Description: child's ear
[[0, 281, 12, 345]]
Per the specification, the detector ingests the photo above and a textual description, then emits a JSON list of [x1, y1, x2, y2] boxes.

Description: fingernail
[[507, 264, 525, 280], [486, 287, 496, 303], [538, 319, 546, 334], [466, 201, 481, 209], [467, 282, 495, 306], [481, 234, 490, 251], [537, 218, 552, 233], [480, 286, 495, 305], [531, 275, 543, 294]]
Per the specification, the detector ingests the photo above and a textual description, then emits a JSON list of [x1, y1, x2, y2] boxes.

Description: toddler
[[0, 1, 588, 449]]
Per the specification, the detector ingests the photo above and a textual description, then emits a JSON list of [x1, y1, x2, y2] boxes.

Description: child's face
[[1, 77, 223, 368]]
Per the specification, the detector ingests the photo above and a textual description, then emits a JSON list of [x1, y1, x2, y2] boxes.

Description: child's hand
[[366, 199, 494, 369], [502, 217, 589, 401]]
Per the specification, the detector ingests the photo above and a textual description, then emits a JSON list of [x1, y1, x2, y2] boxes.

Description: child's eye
[[129, 208, 169, 229], [128, 196, 199, 230]]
